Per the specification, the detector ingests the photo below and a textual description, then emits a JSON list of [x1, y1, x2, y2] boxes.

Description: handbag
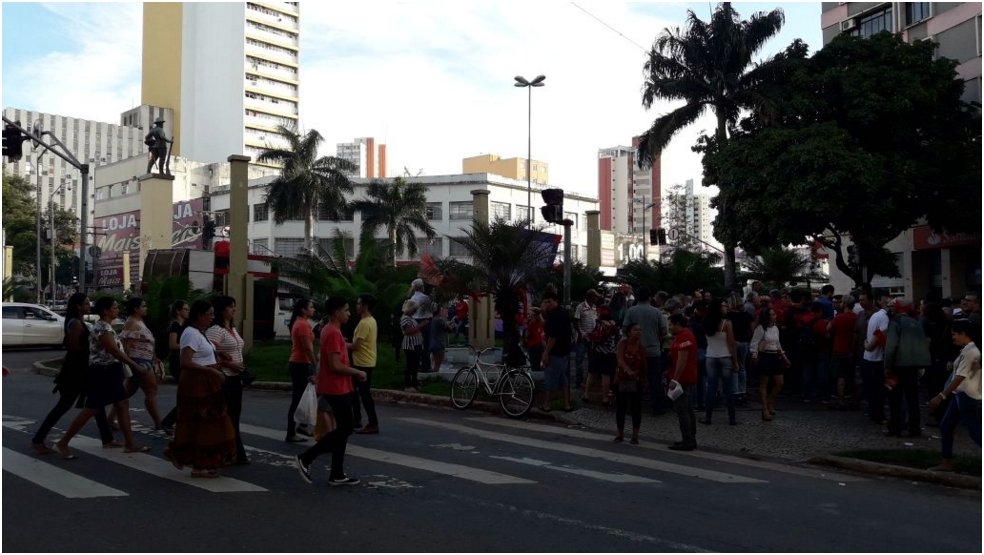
[[294, 383, 318, 428], [617, 379, 639, 393], [239, 367, 257, 386]]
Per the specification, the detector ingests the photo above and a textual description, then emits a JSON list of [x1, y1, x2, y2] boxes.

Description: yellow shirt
[[352, 315, 378, 367]]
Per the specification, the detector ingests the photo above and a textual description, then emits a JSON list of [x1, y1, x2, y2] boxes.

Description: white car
[[2, 302, 66, 347]]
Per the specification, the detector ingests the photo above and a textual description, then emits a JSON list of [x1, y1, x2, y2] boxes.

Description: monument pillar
[[228, 155, 252, 352], [586, 210, 601, 269], [137, 174, 176, 281], [468, 189, 494, 350]]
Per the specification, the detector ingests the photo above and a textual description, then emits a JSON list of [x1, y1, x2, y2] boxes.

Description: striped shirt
[[401, 315, 422, 350]]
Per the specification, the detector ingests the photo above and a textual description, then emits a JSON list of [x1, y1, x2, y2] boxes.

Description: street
[[2, 351, 981, 552]]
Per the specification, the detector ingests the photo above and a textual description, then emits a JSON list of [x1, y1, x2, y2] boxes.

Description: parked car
[[2, 302, 65, 348]]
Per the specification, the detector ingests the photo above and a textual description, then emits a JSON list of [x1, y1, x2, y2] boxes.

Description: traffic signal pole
[[3, 116, 90, 292]]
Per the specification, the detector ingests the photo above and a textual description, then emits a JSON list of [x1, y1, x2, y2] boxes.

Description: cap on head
[[154, 117, 165, 124]]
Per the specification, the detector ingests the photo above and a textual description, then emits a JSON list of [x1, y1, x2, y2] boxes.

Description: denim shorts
[[543, 355, 569, 391]]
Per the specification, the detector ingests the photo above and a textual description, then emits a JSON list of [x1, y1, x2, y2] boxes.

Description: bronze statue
[[145, 118, 173, 175]]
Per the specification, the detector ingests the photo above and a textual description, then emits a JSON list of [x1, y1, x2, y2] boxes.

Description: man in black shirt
[[540, 292, 573, 412]]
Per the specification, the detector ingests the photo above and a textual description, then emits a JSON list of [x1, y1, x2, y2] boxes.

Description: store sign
[[912, 225, 980, 251]]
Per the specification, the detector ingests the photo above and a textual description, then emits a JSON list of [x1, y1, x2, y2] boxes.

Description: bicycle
[[450, 346, 535, 418]]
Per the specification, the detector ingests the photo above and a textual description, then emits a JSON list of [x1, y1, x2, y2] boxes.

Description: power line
[[570, 2, 649, 54]]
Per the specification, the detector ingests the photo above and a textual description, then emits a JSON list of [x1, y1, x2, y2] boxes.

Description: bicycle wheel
[[450, 367, 479, 410], [498, 370, 534, 418]]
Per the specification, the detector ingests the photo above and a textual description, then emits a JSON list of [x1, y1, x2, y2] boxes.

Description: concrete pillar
[[469, 189, 493, 349], [137, 174, 175, 280], [4, 245, 13, 300], [228, 155, 251, 351], [941, 248, 952, 298], [586, 210, 601, 269]]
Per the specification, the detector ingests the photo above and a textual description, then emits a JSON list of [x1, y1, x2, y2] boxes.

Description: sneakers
[[295, 455, 312, 484], [328, 475, 360, 486]]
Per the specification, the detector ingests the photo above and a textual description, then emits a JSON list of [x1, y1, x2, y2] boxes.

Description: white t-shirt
[[411, 290, 434, 320], [863, 309, 890, 362], [180, 326, 217, 367], [955, 342, 982, 401]]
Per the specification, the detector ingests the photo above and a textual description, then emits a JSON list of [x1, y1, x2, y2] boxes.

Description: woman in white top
[[701, 299, 739, 425], [750, 308, 788, 421], [927, 319, 982, 472], [118, 297, 163, 429], [207, 296, 249, 465], [165, 299, 236, 478]]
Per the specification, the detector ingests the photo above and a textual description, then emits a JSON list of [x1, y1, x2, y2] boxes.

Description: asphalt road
[[2, 351, 981, 552]]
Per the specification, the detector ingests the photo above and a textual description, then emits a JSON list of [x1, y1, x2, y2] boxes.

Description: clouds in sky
[[2, 2, 819, 198]]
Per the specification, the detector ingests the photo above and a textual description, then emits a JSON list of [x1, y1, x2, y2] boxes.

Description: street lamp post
[[49, 182, 71, 300], [633, 197, 657, 261], [514, 74, 545, 228]]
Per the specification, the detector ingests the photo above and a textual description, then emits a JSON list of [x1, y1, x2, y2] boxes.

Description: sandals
[[124, 445, 151, 454], [53, 444, 78, 460], [30, 442, 53, 455], [191, 469, 220, 479]]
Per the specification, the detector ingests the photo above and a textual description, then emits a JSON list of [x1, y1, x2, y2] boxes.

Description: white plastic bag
[[294, 383, 318, 428], [666, 379, 684, 401]]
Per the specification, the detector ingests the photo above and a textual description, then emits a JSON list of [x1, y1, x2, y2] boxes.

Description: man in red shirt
[[667, 313, 698, 451], [828, 295, 859, 409]]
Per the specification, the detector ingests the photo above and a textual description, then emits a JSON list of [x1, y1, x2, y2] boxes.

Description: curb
[[808, 454, 981, 490]]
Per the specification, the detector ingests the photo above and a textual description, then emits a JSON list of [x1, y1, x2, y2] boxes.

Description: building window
[[317, 237, 355, 258], [426, 202, 443, 221], [491, 201, 511, 221], [251, 238, 270, 255], [274, 238, 305, 258], [318, 205, 354, 221], [856, 6, 893, 38], [414, 237, 444, 258], [517, 205, 535, 224], [253, 203, 269, 222], [449, 201, 473, 220], [905, 3, 930, 26], [213, 209, 231, 226], [448, 238, 470, 258], [565, 212, 578, 229]]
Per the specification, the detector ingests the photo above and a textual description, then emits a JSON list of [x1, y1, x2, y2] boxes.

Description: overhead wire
[[569, 2, 650, 54]]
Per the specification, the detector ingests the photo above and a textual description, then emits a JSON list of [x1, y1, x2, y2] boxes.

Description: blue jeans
[[861, 359, 886, 421], [573, 340, 589, 388], [734, 342, 749, 395], [672, 383, 696, 445], [693, 348, 707, 408], [802, 354, 830, 401], [940, 392, 982, 458], [705, 356, 735, 421]]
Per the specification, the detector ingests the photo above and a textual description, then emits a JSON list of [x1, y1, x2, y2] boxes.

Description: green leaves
[[350, 177, 436, 267]]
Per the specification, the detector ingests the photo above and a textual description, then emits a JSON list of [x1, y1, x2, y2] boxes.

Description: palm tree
[[637, 2, 786, 292], [256, 124, 356, 252], [431, 217, 553, 366], [350, 177, 436, 267], [744, 246, 811, 290]]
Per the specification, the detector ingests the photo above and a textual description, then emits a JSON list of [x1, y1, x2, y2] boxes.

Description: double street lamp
[[49, 182, 72, 300], [514, 74, 545, 228]]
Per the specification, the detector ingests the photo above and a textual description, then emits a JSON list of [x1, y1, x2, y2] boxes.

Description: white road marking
[[466, 417, 868, 482], [65, 435, 267, 493], [2, 447, 128, 499], [239, 423, 535, 485], [401, 417, 766, 484], [491, 455, 660, 483]]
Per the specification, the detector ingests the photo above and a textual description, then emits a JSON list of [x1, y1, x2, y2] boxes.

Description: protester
[[408, 279, 434, 372], [429, 306, 454, 374], [573, 289, 600, 391], [923, 300, 957, 426], [750, 308, 788, 421], [165, 299, 236, 477], [614, 322, 645, 444], [622, 286, 668, 415], [351, 294, 380, 435], [118, 297, 164, 429], [285, 298, 317, 443], [828, 295, 859, 410], [400, 300, 424, 392], [583, 306, 619, 405], [32, 293, 118, 454], [295, 296, 367, 486], [540, 292, 573, 412], [54, 297, 148, 459], [702, 299, 738, 426], [883, 298, 931, 437], [452, 297, 469, 345], [524, 307, 545, 374], [207, 296, 249, 465], [927, 319, 981, 472], [667, 313, 698, 450], [862, 295, 892, 423], [727, 295, 754, 404], [160, 300, 189, 432]]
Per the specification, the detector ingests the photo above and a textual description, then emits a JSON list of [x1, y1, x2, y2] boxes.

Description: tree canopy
[[699, 32, 981, 287], [350, 177, 435, 267]]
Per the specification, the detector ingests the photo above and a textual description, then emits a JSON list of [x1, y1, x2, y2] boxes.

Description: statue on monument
[[145, 118, 174, 176]]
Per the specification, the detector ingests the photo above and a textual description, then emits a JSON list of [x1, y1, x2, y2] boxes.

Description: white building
[[142, 2, 300, 165], [663, 179, 721, 253], [336, 137, 387, 179]]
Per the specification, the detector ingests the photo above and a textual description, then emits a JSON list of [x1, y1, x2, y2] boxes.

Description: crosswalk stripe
[[66, 436, 267, 493], [490, 455, 660, 483], [467, 417, 868, 483], [2, 447, 128, 499], [239, 423, 535, 485], [401, 417, 767, 484]]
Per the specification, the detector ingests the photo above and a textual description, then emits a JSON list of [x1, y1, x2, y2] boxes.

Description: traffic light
[[649, 228, 666, 245], [540, 188, 564, 224], [2, 124, 26, 161]]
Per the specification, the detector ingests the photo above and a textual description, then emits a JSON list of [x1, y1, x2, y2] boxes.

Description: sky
[[1, 1, 822, 198]]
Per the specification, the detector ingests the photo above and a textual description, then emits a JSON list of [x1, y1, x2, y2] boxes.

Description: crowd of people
[[530, 282, 981, 463]]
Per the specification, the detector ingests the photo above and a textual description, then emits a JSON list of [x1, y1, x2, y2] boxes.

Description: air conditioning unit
[[840, 19, 856, 31]]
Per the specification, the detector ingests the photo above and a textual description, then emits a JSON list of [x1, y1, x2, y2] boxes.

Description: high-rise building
[[596, 138, 661, 235], [462, 154, 548, 185], [337, 137, 387, 179], [663, 179, 720, 252], [821, 2, 982, 300], [142, 2, 300, 165]]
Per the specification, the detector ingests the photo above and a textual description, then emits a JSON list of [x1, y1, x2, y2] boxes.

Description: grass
[[835, 448, 982, 475]]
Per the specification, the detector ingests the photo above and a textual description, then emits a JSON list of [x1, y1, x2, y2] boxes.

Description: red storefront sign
[[912, 225, 981, 251]]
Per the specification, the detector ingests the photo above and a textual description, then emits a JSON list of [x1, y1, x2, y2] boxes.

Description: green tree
[[255, 125, 356, 252], [637, 2, 792, 291], [699, 32, 981, 288], [350, 177, 436, 267], [432, 217, 551, 366], [742, 247, 811, 290], [617, 249, 726, 297]]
